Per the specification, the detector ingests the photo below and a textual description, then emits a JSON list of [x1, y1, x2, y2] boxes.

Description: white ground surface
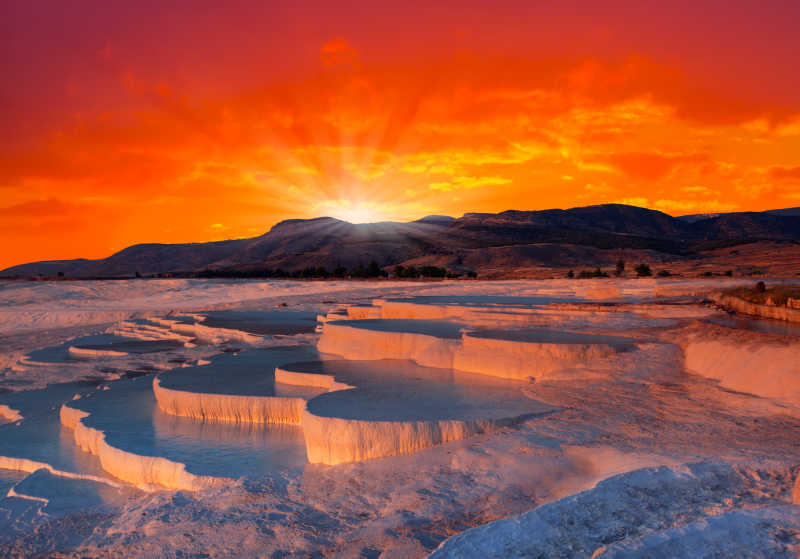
[[0, 277, 798, 558]]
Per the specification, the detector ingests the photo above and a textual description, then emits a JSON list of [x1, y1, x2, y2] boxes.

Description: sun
[[320, 199, 385, 224]]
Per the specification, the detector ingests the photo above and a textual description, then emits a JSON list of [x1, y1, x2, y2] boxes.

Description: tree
[[420, 266, 446, 278], [566, 269, 574, 278], [366, 261, 381, 278], [578, 269, 608, 278], [352, 263, 366, 278], [614, 259, 625, 277], [402, 266, 419, 278], [635, 263, 652, 277], [657, 269, 671, 277]]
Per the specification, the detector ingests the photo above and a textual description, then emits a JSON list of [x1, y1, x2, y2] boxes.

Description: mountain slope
[[3, 204, 800, 277]]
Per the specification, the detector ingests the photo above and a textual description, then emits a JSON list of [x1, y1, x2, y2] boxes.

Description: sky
[[2, 0, 800, 269]]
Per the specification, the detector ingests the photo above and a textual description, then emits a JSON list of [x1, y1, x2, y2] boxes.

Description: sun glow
[[320, 200, 387, 224]]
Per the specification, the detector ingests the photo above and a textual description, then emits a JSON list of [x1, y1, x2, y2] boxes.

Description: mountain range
[[3, 204, 800, 278]]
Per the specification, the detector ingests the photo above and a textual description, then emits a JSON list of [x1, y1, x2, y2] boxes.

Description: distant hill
[[679, 207, 800, 222], [4, 204, 800, 278], [764, 207, 800, 217]]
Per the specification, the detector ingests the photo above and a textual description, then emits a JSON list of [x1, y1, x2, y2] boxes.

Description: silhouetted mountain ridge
[[4, 204, 800, 277]]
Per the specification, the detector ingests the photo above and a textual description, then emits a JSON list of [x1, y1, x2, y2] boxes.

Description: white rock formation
[[711, 292, 800, 323], [454, 331, 619, 380], [317, 322, 459, 370], [0, 404, 22, 423], [0, 453, 120, 489], [153, 377, 306, 425], [682, 324, 800, 408], [319, 321, 631, 381], [60, 402, 225, 491], [67, 346, 128, 358], [274, 367, 355, 392], [301, 409, 496, 465], [428, 462, 800, 559]]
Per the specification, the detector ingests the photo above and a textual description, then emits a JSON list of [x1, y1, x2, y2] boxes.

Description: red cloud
[[605, 152, 708, 181], [769, 166, 800, 181], [321, 39, 358, 67]]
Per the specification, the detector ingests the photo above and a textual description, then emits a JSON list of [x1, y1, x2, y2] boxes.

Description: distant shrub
[[347, 261, 384, 278], [420, 266, 447, 278], [395, 265, 418, 278], [614, 259, 625, 277], [351, 263, 366, 278], [394, 265, 448, 279], [566, 269, 574, 278], [466, 271, 477, 278], [702, 271, 713, 277], [724, 270, 733, 277], [578, 268, 609, 278], [657, 270, 671, 277], [751, 268, 764, 276], [635, 263, 652, 277], [755, 281, 766, 293]]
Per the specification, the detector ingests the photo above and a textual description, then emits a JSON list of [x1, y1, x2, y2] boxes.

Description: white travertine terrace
[[274, 368, 355, 392], [276, 359, 552, 465], [60, 402, 225, 491], [3, 278, 800, 555], [300, 409, 498, 465], [155, 362, 486, 466], [111, 320, 196, 344], [710, 292, 800, 323], [153, 377, 307, 425], [67, 346, 128, 358], [278, 365, 496, 464], [453, 331, 621, 380], [318, 320, 633, 381], [345, 305, 383, 320], [148, 317, 264, 346], [153, 362, 514, 466], [318, 321, 460, 370], [324, 297, 717, 334], [367, 299, 542, 326], [0, 454, 120, 488], [0, 404, 23, 423], [683, 324, 800, 408]]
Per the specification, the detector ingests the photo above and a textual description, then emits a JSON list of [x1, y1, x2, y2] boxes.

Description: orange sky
[[2, 1, 800, 269]]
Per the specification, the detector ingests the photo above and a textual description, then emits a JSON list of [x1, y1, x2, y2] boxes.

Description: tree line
[[196, 262, 477, 280]]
